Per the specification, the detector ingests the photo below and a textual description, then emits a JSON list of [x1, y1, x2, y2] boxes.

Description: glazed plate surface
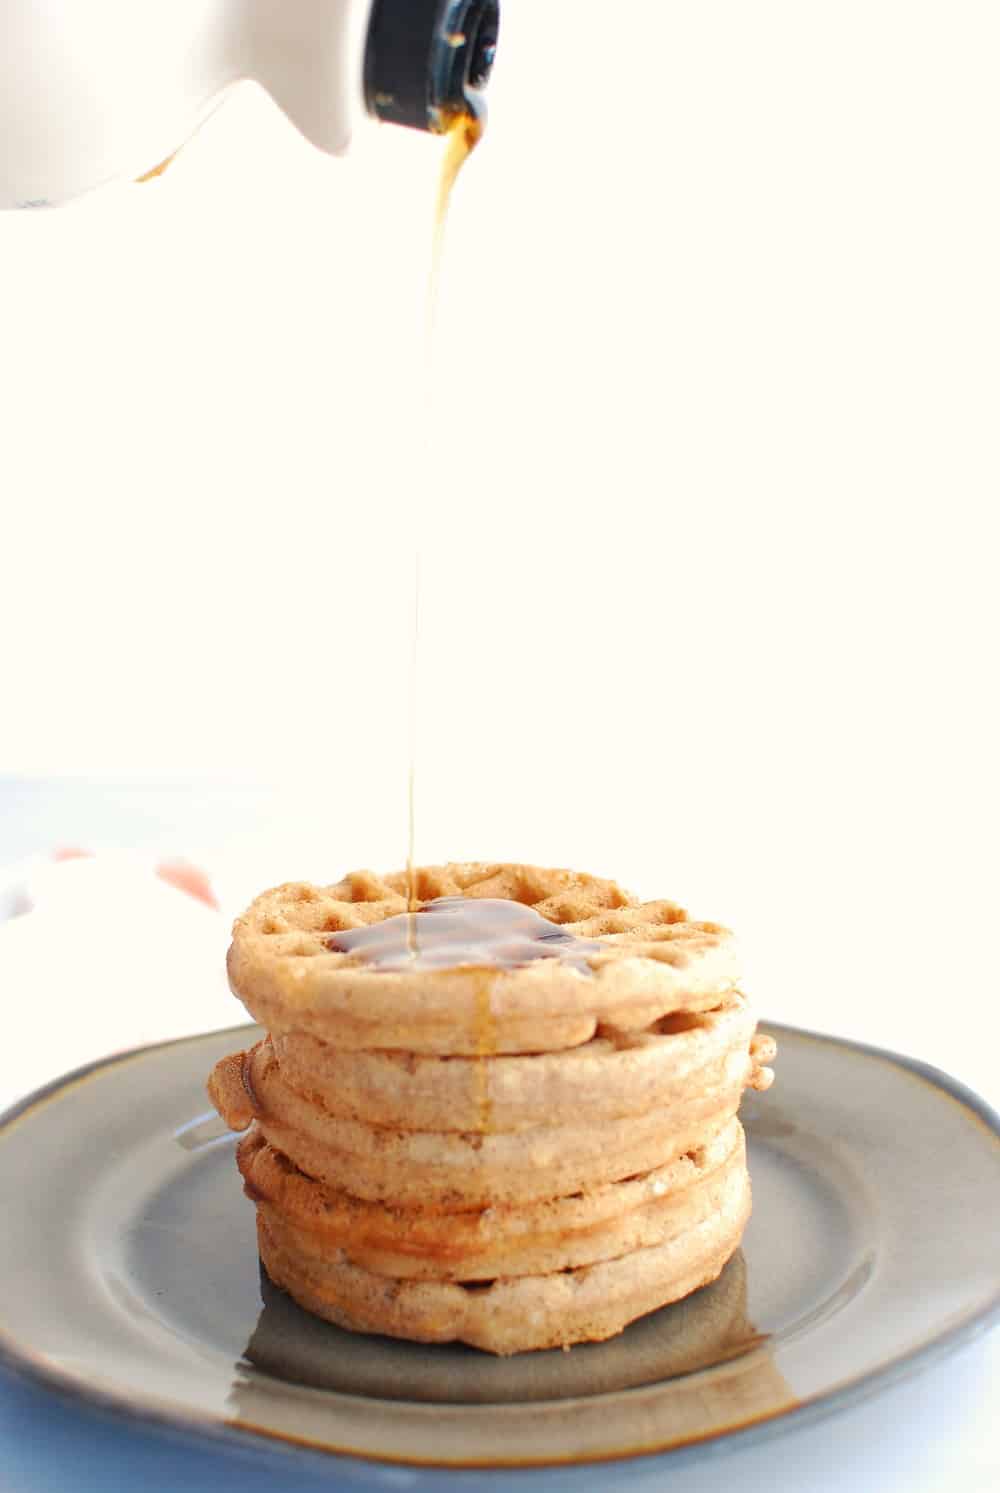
[[1, 1023, 998, 1469]]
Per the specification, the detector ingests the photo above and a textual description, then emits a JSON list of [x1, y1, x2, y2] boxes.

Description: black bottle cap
[[365, 0, 500, 133]]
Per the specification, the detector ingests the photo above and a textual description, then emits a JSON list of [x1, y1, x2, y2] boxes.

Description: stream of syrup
[[403, 112, 537, 1119], [405, 108, 486, 927]]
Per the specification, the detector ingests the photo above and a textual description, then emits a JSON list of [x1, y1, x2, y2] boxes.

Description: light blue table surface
[[2, 1334, 997, 1493]]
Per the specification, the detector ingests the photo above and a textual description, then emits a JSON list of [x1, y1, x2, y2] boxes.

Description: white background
[[0, 4, 998, 1487], [2, 0, 998, 1078]]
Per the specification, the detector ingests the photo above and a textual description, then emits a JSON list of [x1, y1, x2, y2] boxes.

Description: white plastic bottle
[[0, 0, 499, 209]]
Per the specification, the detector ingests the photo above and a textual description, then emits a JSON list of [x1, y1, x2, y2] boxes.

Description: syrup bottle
[[0, 0, 499, 209]]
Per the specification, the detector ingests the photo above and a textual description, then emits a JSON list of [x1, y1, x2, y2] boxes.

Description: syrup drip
[[429, 107, 485, 334], [397, 111, 493, 1113], [472, 969, 497, 1133], [405, 107, 486, 928], [328, 897, 604, 974], [136, 151, 177, 183]]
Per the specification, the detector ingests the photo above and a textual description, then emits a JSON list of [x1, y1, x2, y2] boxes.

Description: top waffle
[[227, 863, 741, 1056]]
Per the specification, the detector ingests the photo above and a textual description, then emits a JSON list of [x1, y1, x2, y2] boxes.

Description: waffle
[[226, 864, 740, 1055], [209, 862, 775, 1354], [239, 1118, 747, 1281], [214, 1037, 744, 1209], [255, 1169, 751, 1355], [270, 991, 772, 1133]]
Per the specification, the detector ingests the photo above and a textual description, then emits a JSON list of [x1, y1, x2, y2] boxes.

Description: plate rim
[[1, 1020, 999, 1474]]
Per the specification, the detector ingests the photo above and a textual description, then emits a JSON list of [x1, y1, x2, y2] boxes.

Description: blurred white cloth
[[0, 854, 244, 1110]]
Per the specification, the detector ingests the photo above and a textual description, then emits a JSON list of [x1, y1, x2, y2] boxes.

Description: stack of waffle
[[208, 864, 775, 1355]]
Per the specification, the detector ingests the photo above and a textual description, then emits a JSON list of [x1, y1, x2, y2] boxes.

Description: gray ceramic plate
[[1, 1023, 999, 1473]]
